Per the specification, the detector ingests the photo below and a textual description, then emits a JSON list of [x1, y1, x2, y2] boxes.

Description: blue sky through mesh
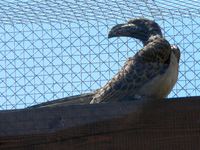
[[0, 0, 200, 109]]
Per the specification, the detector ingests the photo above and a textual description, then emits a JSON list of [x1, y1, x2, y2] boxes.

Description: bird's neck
[[143, 34, 163, 46]]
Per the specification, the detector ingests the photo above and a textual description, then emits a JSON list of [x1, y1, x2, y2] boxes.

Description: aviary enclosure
[[0, 0, 200, 150]]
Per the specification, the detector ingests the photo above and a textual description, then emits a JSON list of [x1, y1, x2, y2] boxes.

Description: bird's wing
[[28, 93, 94, 109], [91, 36, 171, 103]]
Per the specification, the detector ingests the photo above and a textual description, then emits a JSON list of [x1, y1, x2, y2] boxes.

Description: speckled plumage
[[90, 18, 180, 104]]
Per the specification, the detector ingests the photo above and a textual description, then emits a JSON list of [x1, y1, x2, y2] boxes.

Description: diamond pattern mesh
[[0, 0, 200, 109]]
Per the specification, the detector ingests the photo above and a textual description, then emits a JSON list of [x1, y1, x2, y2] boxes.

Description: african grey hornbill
[[90, 18, 180, 104], [28, 18, 180, 109]]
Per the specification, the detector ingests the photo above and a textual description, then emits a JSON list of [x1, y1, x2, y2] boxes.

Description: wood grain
[[0, 96, 200, 150]]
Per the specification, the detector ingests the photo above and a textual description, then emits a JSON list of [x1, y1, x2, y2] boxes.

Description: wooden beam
[[0, 97, 200, 150]]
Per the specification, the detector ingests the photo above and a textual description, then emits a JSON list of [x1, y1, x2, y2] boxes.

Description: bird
[[90, 18, 180, 104], [28, 18, 180, 109]]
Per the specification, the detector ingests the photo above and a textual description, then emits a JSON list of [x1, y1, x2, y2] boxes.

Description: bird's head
[[108, 18, 163, 45]]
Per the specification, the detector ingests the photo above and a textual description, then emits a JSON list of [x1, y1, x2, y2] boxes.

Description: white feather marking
[[137, 52, 179, 99]]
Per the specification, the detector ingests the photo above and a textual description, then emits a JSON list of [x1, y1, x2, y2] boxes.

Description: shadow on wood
[[0, 96, 200, 150]]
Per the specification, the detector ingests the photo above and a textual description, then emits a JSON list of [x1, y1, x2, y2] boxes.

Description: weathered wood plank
[[0, 96, 200, 150]]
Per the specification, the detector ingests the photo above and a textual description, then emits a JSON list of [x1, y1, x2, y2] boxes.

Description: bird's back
[[90, 36, 174, 103]]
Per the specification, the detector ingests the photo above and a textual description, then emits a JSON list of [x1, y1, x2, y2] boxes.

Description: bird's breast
[[137, 52, 179, 99]]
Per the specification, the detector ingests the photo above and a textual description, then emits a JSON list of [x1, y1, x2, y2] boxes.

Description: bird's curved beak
[[108, 23, 145, 39]]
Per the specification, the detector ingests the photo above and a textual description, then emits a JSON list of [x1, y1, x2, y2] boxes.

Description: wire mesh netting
[[0, 0, 200, 109]]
